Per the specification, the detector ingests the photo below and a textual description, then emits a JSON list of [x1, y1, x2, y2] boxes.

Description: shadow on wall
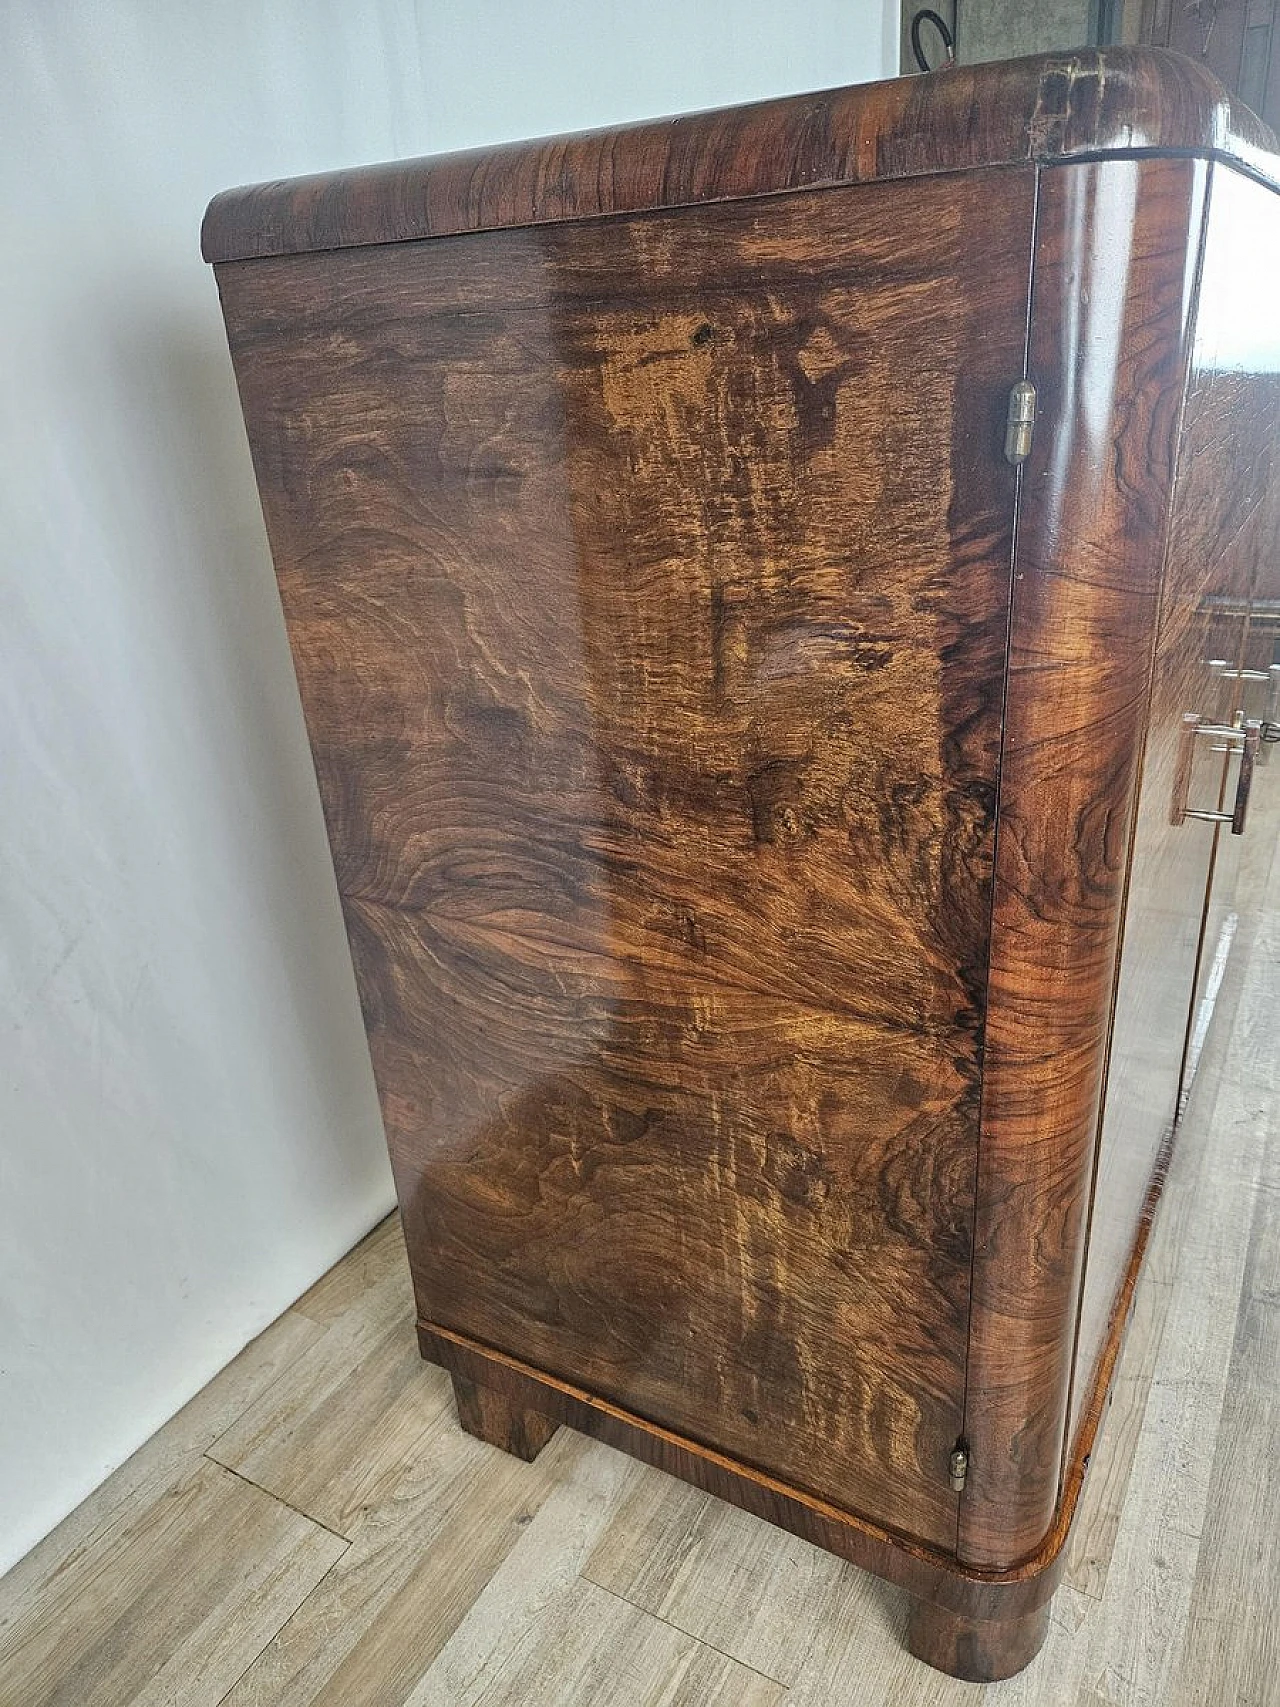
[[69, 281, 386, 1186]]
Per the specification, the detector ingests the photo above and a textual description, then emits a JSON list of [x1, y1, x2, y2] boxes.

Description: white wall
[[0, 0, 895, 1576]]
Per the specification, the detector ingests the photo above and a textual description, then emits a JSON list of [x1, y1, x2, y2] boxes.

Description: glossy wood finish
[[200, 49, 1278, 265], [1178, 163, 1280, 1068], [205, 47, 1280, 1684], [10, 872, 1280, 1707], [959, 156, 1210, 1569], [904, 1595, 1051, 1682], [1068, 158, 1280, 1454], [416, 1317, 1070, 1631], [1141, 0, 1280, 131], [217, 167, 1034, 1554]]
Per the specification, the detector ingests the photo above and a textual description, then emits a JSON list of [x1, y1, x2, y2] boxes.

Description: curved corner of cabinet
[[957, 151, 1211, 1571]]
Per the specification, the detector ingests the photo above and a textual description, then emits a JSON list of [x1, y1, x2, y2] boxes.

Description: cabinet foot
[[905, 1594, 1050, 1682], [450, 1372, 558, 1461]]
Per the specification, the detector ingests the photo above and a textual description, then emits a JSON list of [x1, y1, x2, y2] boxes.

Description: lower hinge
[[948, 1441, 970, 1494]]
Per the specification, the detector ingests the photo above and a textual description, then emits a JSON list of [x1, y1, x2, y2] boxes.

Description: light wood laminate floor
[[3, 806, 1279, 1705]]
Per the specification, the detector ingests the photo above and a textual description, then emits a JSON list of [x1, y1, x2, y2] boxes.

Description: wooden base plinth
[[423, 1318, 1068, 1684], [905, 1594, 1051, 1682], [451, 1372, 558, 1461]]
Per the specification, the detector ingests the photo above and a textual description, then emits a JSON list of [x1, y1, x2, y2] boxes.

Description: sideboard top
[[203, 47, 1280, 263]]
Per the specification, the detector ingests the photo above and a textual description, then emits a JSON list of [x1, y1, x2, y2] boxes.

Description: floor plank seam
[[202, 1453, 356, 1547], [0, 1310, 332, 1631], [206, 1542, 352, 1707], [198, 1311, 338, 1462], [8, 805, 1279, 1706], [577, 1569, 796, 1689]]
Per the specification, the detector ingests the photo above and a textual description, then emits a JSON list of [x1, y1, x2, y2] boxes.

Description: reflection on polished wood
[[205, 49, 1280, 1681], [905, 1594, 1052, 1683], [221, 167, 1031, 1556], [959, 154, 1210, 1570], [1069, 162, 1280, 1458], [5, 866, 1279, 1706], [201, 48, 1279, 262]]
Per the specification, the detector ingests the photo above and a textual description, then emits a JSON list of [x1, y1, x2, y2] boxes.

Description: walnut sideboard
[[203, 49, 1280, 1682]]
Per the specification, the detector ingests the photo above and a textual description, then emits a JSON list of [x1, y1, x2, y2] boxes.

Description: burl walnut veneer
[[204, 50, 1280, 1681]]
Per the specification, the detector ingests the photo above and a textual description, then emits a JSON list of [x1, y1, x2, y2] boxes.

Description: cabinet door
[[1069, 161, 1280, 1449], [1182, 167, 1280, 1093], [219, 166, 1033, 1549]]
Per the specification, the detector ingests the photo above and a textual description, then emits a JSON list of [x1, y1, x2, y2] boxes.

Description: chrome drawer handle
[[1172, 715, 1262, 835]]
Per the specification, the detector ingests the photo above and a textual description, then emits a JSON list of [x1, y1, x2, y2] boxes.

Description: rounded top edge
[[201, 47, 1280, 264]]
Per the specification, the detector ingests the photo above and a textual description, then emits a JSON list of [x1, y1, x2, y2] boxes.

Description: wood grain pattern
[[207, 1262, 452, 1537], [201, 49, 1279, 263], [1067, 158, 1280, 1454], [1175, 921, 1280, 1705], [0, 1458, 346, 1707], [8, 799, 1280, 1699], [217, 166, 1033, 1554], [451, 1374, 559, 1461], [204, 51, 1280, 1676], [959, 156, 1211, 1569], [1072, 913, 1280, 1706], [0, 1305, 325, 1646], [414, 1316, 1070, 1627], [1063, 1245, 1173, 1601], [220, 1418, 591, 1707], [397, 1443, 786, 1707], [292, 1212, 411, 1326], [581, 1459, 873, 1687], [1141, 0, 1280, 131], [414, 1574, 787, 1707], [904, 1596, 1051, 1683]]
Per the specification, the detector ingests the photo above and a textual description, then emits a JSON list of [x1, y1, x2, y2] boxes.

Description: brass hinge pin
[[949, 1442, 969, 1494], [1004, 379, 1037, 465]]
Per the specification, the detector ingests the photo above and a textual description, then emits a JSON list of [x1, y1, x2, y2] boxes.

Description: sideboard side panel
[[215, 167, 1034, 1552], [960, 156, 1209, 1569]]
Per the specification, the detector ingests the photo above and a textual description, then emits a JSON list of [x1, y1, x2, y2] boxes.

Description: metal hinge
[[1004, 379, 1037, 465], [948, 1441, 970, 1494]]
